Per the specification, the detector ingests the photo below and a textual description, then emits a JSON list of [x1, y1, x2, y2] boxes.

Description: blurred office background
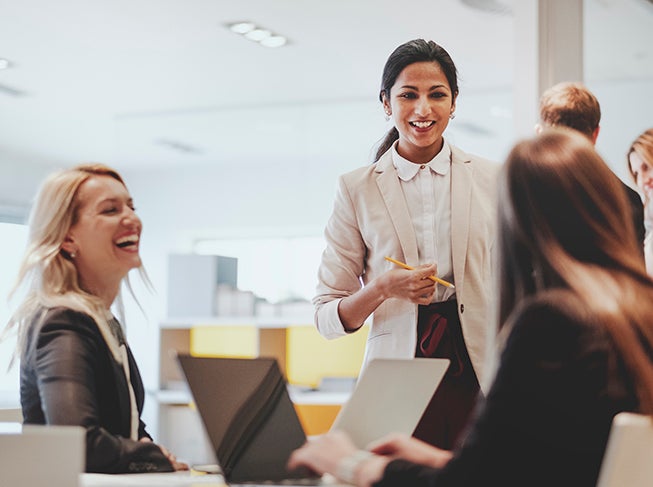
[[0, 0, 651, 433]]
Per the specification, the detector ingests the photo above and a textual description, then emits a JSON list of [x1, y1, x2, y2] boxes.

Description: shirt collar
[[392, 140, 452, 181]]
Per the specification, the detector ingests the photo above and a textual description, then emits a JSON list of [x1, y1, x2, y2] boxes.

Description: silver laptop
[[0, 422, 85, 487], [176, 355, 448, 486], [596, 412, 653, 487], [331, 357, 450, 448]]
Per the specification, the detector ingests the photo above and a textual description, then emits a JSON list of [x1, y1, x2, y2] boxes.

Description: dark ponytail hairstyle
[[374, 39, 459, 162]]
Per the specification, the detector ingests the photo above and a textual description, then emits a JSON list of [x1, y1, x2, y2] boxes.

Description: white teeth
[[116, 235, 139, 245], [411, 121, 434, 128]]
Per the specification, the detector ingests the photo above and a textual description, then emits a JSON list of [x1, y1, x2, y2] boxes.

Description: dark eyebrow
[[399, 84, 449, 91]]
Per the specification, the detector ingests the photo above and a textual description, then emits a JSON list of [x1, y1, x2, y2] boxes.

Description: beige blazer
[[314, 144, 500, 390]]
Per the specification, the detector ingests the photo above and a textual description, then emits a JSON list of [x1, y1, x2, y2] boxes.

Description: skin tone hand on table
[[288, 430, 452, 487]]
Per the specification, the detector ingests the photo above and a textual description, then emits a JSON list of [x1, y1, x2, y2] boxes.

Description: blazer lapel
[[375, 153, 419, 264], [110, 355, 133, 437], [451, 147, 472, 293]]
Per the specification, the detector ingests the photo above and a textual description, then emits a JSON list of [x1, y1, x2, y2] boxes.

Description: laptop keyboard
[[192, 464, 324, 485], [236, 477, 324, 486]]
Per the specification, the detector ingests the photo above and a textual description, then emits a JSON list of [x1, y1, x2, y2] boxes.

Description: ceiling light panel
[[225, 21, 289, 48], [229, 22, 256, 34]]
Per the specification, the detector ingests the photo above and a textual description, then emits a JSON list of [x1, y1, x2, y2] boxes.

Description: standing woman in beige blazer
[[314, 39, 499, 450]]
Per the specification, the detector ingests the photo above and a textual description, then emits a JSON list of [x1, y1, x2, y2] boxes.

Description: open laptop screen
[[176, 355, 317, 484]]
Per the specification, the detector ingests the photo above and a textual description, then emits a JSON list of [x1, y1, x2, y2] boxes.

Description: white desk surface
[[81, 472, 225, 486], [81, 472, 349, 486]]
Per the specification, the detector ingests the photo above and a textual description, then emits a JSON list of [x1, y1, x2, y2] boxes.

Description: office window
[[0, 222, 28, 396], [583, 0, 653, 181]]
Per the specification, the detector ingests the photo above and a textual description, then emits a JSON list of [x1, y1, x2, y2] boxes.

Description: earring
[[449, 112, 456, 120], [384, 110, 391, 121]]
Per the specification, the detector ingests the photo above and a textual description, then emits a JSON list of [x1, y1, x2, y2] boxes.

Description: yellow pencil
[[384, 256, 455, 289]]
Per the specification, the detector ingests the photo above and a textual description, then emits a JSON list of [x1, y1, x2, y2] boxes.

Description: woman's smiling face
[[64, 174, 142, 295], [629, 150, 653, 199], [383, 61, 456, 164]]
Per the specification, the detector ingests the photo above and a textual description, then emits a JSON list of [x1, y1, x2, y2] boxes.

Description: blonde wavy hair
[[4, 163, 144, 363], [627, 128, 653, 197]]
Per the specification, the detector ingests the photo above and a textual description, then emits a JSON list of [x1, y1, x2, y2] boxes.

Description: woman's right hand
[[159, 445, 189, 471], [143, 438, 189, 471], [378, 264, 437, 305], [337, 263, 438, 331]]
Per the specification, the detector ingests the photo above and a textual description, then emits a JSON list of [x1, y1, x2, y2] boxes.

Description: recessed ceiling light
[[229, 22, 256, 34], [260, 36, 288, 48], [0, 59, 11, 70], [225, 21, 289, 48], [244, 28, 271, 42]]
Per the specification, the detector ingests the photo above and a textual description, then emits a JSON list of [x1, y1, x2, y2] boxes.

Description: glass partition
[[0, 222, 28, 400]]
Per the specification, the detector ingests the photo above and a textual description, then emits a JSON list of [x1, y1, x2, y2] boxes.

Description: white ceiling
[[0, 0, 651, 183]]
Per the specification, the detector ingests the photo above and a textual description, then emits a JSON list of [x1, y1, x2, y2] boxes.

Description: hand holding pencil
[[384, 256, 455, 289]]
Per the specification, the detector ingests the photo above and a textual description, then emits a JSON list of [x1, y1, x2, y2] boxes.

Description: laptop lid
[[176, 355, 317, 484], [0, 423, 85, 487], [330, 358, 450, 448], [596, 412, 653, 487]]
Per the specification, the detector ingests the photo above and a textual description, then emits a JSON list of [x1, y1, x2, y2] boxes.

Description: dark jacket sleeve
[[22, 308, 173, 473], [373, 294, 638, 487], [623, 182, 645, 249]]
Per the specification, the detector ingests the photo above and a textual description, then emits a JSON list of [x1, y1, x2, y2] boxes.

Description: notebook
[[176, 355, 448, 486], [0, 423, 85, 487]]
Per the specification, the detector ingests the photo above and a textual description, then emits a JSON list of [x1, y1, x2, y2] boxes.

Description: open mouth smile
[[410, 121, 435, 128], [115, 234, 139, 249]]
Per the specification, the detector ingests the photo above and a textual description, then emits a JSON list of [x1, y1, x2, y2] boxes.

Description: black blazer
[[374, 291, 644, 487], [623, 182, 645, 248], [20, 307, 173, 473]]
